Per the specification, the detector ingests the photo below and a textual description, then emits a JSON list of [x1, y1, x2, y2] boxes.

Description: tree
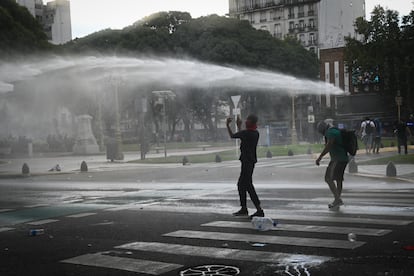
[[345, 5, 414, 114], [0, 0, 51, 57]]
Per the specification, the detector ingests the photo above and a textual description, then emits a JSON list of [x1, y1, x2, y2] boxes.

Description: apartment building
[[228, 0, 365, 95], [16, 0, 72, 45]]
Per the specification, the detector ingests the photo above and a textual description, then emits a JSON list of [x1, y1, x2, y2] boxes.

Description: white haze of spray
[[0, 55, 345, 96]]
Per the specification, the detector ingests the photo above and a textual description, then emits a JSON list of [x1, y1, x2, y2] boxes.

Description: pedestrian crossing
[[60, 189, 414, 275]]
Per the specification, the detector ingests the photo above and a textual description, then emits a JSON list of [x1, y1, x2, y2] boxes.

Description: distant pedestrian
[[315, 120, 349, 209], [360, 117, 375, 154], [394, 119, 412, 154], [372, 118, 382, 154], [226, 114, 264, 219]]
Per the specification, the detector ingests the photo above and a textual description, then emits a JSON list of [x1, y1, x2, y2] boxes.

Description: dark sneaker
[[328, 198, 344, 209], [249, 209, 264, 219], [232, 208, 248, 216]]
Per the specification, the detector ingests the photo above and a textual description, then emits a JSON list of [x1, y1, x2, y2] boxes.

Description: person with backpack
[[315, 120, 349, 209], [360, 117, 376, 154], [372, 118, 382, 154]]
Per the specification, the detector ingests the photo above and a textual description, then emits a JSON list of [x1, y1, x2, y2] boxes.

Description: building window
[[308, 3, 315, 16], [289, 21, 295, 32], [309, 33, 316, 45], [299, 20, 305, 31], [288, 7, 294, 19], [298, 5, 304, 18], [299, 34, 306, 46], [260, 11, 267, 22], [274, 23, 282, 38], [308, 18, 315, 29]]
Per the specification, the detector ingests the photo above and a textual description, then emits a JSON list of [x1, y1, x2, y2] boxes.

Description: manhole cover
[[180, 264, 240, 276]]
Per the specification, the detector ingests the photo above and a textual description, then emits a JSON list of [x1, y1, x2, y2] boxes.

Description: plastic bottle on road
[[251, 217, 277, 231], [29, 229, 45, 236]]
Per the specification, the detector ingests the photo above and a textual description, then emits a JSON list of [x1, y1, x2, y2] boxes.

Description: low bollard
[[288, 149, 294, 156], [182, 156, 189, 165], [266, 150, 272, 158], [348, 158, 358, 173], [80, 161, 88, 172], [215, 154, 222, 163], [22, 163, 30, 175], [386, 161, 397, 177]]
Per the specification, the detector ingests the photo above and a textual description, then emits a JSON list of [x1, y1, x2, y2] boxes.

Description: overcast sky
[[66, 0, 414, 39]]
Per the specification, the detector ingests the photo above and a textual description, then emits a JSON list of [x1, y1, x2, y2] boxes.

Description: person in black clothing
[[226, 114, 264, 219], [394, 119, 412, 154]]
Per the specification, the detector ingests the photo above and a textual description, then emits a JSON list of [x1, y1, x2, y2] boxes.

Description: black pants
[[237, 162, 260, 209], [397, 137, 408, 154]]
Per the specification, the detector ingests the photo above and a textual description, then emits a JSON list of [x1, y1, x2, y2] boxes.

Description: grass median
[[128, 143, 325, 164]]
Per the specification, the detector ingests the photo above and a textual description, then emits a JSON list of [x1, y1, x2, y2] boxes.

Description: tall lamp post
[[152, 90, 176, 158], [291, 93, 298, 144], [231, 95, 241, 157], [395, 90, 403, 122]]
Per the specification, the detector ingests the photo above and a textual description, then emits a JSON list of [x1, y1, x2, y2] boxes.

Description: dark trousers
[[237, 162, 261, 209], [397, 137, 408, 154]]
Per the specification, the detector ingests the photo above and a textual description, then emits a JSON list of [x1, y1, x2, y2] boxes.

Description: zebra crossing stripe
[[0, 227, 14, 232], [136, 205, 412, 226], [265, 212, 412, 226], [26, 219, 59, 225], [285, 203, 414, 217], [313, 197, 414, 205], [61, 252, 182, 275], [116, 241, 331, 265], [164, 230, 365, 249], [202, 221, 391, 236], [66, 212, 96, 218]]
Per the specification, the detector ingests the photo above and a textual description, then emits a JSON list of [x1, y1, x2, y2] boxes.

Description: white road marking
[[66, 212, 96, 218], [0, 209, 13, 213], [61, 252, 182, 275], [202, 221, 391, 236], [116, 241, 331, 265], [0, 227, 14, 232], [27, 219, 59, 225], [134, 205, 412, 226], [164, 230, 365, 249]]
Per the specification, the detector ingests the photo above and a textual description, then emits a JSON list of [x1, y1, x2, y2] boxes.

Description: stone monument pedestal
[[73, 115, 99, 155]]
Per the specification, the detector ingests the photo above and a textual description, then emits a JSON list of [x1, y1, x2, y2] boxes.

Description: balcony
[[288, 13, 295, 19], [308, 10, 315, 16], [308, 39, 318, 46], [298, 12, 305, 18]]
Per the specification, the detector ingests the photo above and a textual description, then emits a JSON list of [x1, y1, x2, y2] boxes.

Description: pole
[[291, 94, 298, 144], [163, 99, 167, 158], [114, 82, 123, 160], [231, 95, 241, 157]]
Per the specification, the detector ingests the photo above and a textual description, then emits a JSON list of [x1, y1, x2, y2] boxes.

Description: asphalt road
[[0, 155, 414, 276]]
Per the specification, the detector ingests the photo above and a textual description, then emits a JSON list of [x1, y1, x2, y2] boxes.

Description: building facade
[[229, 0, 370, 141], [16, 0, 72, 45], [228, 0, 364, 54]]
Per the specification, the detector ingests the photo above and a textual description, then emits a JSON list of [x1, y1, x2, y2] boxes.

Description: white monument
[[73, 115, 99, 154]]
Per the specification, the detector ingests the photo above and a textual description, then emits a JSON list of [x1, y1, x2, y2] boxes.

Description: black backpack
[[330, 127, 358, 156], [340, 128, 358, 156], [365, 120, 373, 134]]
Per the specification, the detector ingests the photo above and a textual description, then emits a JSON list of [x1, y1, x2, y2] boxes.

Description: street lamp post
[[107, 76, 124, 160], [395, 90, 403, 122], [291, 93, 298, 144], [231, 95, 241, 157]]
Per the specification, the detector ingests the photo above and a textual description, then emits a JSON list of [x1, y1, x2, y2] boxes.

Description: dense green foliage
[[345, 6, 414, 115], [0, 0, 51, 56], [64, 12, 318, 78]]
